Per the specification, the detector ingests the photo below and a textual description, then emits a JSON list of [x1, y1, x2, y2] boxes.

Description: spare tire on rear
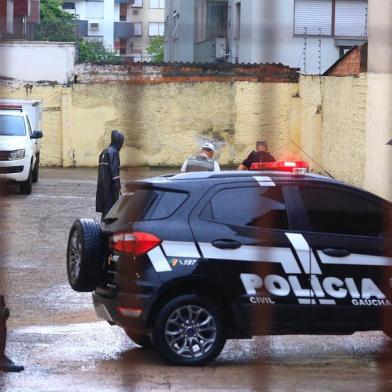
[[67, 219, 103, 292]]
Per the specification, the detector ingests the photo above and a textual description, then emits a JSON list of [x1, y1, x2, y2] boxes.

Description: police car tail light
[[250, 160, 309, 173], [110, 232, 161, 255]]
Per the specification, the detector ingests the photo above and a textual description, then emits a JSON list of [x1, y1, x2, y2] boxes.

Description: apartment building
[[165, 0, 368, 74], [227, 0, 368, 73], [0, 0, 40, 39], [63, 0, 164, 60], [164, 0, 194, 62], [129, 0, 164, 61]]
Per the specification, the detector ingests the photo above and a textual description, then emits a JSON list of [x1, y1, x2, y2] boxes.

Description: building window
[[194, 0, 207, 43], [294, 0, 368, 37], [335, 0, 368, 37], [120, 3, 127, 21], [149, 0, 164, 9], [62, 2, 75, 10], [86, 2, 104, 19], [119, 38, 127, 55], [134, 22, 142, 36], [206, 1, 227, 40], [131, 0, 143, 8], [194, 0, 227, 43], [294, 0, 333, 35], [148, 22, 164, 36]]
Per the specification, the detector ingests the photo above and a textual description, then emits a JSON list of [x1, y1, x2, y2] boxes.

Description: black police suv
[[66, 167, 392, 366]]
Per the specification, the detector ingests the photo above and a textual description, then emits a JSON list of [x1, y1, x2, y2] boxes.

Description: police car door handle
[[212, 239, 242, 250], [322, 248, 351, 257]]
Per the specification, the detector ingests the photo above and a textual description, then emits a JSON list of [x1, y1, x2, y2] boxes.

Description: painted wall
[[364, 0, 392, 201], [299, 74, 367, 188], [0, 72, 382, 197], [0, 41, 76, 84]]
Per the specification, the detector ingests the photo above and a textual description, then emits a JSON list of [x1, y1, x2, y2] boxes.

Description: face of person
[[256, 144, 267, 153], [202, 148, 214, 159]]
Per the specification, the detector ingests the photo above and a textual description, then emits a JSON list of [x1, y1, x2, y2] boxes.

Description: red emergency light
[[0, 104, 23, 111], [250, 160, 309, 173]]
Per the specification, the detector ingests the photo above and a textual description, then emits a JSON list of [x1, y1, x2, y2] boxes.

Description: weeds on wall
[[147, 36, 164, 63], [77, 41, 122, 65]]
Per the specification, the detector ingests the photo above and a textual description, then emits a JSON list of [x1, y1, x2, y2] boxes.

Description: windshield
[[0, 115, 26, 136]]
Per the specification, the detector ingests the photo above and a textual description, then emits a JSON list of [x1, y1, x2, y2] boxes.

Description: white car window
[[0, 115, 26, 136]]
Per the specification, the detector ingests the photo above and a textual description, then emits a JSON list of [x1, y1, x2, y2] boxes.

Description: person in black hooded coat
[[96, 130, 124, 218]]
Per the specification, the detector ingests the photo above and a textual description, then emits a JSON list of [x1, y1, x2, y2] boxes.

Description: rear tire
[[125, 332, 153, 349], [66, 219, 103, 292], [20, 167, 32, 195], [152, 295, 226, 366], [32, 156, 39, 183]]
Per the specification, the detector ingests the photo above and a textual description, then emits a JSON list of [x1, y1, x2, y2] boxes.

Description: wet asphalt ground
[[1, 168, 392, 391]]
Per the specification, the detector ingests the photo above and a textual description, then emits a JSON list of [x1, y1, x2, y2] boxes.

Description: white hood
[[0, 135, 28, 150]]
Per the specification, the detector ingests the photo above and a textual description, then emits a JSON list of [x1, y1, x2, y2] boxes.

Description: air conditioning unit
[[90, 22, 99, 30], [132, 10, 139, 15], [215, 38, 227, 59]]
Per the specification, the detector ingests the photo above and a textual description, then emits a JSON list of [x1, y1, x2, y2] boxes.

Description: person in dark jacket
[[238, 140, 276, 170], [96, 130, 124, 218], [0, 296, 24, 372]]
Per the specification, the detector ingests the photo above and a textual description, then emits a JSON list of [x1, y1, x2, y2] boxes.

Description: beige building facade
[[128, 0, 165, 61]]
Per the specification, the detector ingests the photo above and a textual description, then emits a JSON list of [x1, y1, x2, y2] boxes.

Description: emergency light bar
[[250, 160, 309, 174], [0, 104, 23, 111]]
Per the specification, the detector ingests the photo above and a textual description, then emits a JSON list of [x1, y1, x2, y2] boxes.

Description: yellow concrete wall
[[365, 73, 392, 201], [0, 76, 378, 197], [299, 74, 367, 188], [10, 81, 295, 168], [233, 82, 299, 162]]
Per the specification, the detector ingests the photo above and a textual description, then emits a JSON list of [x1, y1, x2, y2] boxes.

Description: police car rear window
[[201, 186, 289, 230], [149, 191, 188, 220], [106, 189, 188, 222], [105, 189, 157, 223]]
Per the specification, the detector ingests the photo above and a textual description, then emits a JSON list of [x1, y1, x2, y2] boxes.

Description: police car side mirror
[[31, 130, 43, 139]]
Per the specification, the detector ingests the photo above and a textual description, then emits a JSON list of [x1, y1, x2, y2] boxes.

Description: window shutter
[[335, 0, 368, 37], [294, 0, 332, 35]]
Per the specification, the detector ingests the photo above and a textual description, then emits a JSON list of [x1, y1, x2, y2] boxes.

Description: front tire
[[152, 295, 226, 366], [20, 167, 32, 195], [32, 155, 39, 183], [66, 219, 103, 292]]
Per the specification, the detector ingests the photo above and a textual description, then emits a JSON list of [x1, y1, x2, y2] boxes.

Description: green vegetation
[[35, 0, 121, 64], [147, 36, 164, 63], [34, 0, 77, 42], [77, 40, 122, 64]]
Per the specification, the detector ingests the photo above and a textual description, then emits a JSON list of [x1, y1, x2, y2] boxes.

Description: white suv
[[0, 103, 43, 194]]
